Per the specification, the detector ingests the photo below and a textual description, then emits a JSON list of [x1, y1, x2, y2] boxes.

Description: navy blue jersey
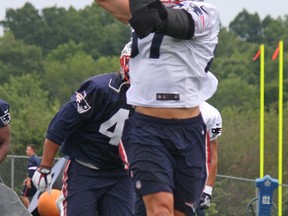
[[46, 73, 133, 170], [28, 155, 40, 178], [0, 99, 11, 127]]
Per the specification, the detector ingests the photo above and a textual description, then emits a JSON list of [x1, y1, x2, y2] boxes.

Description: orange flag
[[272, 46, 280, 60], [253, 49, 261, 61]]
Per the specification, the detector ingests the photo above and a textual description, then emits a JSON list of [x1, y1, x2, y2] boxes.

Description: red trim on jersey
[[118, 140, 129, 169], [205, 129, 211, 183], [61, 159, 71, 216]]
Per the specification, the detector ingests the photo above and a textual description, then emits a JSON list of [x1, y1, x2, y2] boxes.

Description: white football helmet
[[119, 41, 131, 82]]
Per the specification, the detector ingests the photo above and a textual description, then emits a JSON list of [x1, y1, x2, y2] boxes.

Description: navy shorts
[[122, 112, 208, 214], [61, 160, 135, 216]]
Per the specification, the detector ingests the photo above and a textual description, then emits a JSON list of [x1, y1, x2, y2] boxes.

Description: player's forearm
[[0, 143, 9, 163], [0, 126, 10, 163], [206, 162, 217, 187], [95, 0, 130, 24], [40, 138, 60, 168], [206, 140, 218, 187]]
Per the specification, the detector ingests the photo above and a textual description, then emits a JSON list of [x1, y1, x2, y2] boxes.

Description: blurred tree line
[[0, 3, 288, 184]]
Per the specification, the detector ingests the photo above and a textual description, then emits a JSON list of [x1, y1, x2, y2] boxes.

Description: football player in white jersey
[[133, 101, 222, 216], [94, 0, 220, 215], [197, 101, 222, 215]]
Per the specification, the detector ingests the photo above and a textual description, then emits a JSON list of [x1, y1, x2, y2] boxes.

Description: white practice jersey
[[127, 1, 220, 108], [200, 101, 222, 141]]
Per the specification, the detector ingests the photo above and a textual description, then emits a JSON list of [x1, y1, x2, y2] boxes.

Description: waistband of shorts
[[133, 111, 203, 125]]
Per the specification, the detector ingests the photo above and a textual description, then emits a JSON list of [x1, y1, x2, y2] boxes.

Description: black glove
[[198, 192, 211, 210], [129, 0, 167, 39]]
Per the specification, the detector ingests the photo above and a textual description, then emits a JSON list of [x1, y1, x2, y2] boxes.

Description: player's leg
[[173, 114, 208, 215], [98, 173, 135, 216], [135, 195, 175, 216], [60, 160, 104, 216], [20, 185, 34, 208], [20, 195, 30, 208], [143, 192, 174, 216], [122, 113, 176, 216]]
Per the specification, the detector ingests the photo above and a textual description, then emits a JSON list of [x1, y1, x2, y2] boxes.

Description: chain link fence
[[0, 155, 287, 215], [0, 155, 60, 193]]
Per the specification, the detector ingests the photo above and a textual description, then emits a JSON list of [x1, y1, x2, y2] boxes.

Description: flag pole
[[259, 44, 265, 178], [278, 40, 284, 216]]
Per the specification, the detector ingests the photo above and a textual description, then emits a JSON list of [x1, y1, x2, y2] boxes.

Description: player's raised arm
[[95, 0, 130, 24]]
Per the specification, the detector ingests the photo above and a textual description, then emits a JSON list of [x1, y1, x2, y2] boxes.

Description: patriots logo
[[0, 110, 11, 126], [191, 4, 206, 28], [75, 91, 91, 114]]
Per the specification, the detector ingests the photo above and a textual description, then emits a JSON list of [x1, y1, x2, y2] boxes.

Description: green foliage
[[216, 107, 260, 177], [0, 3, 130, 58], [0, 3, 43, 43], [0, 74, 59, 154], [262, 16, 286, 47], [209, 76, 259, 110], [43, 41, 99, 104], [0, 32, 44, 83], [229, 10, 262, 42]]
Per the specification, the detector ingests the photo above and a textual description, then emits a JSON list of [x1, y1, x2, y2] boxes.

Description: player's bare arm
[[40, 138, 60, 168], [0, 125, 10, 163], [95, 0, 130, 24], [207, 139, 218, 187]]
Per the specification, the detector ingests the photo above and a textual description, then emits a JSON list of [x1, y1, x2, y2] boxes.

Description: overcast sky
[[0, 0, 287, 35]]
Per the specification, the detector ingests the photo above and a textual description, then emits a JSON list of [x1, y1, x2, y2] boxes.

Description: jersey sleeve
[[71, 79, 106, 119], [181, 2, 219, 37], [46, 79, 105, 145], [209, 110, 222, 141]]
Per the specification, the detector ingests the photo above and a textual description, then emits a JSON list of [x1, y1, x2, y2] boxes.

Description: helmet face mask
[[119, 42, 131, 83]]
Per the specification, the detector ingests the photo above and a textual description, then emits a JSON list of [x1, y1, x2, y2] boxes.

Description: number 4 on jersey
[[99, 108, 130, 146]]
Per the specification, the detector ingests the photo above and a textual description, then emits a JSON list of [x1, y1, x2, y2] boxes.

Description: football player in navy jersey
[[0, 99, 32, 216], [0, 99, 11, 164], [20, 144, 41, 208], [32, 42, 134, 216]]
